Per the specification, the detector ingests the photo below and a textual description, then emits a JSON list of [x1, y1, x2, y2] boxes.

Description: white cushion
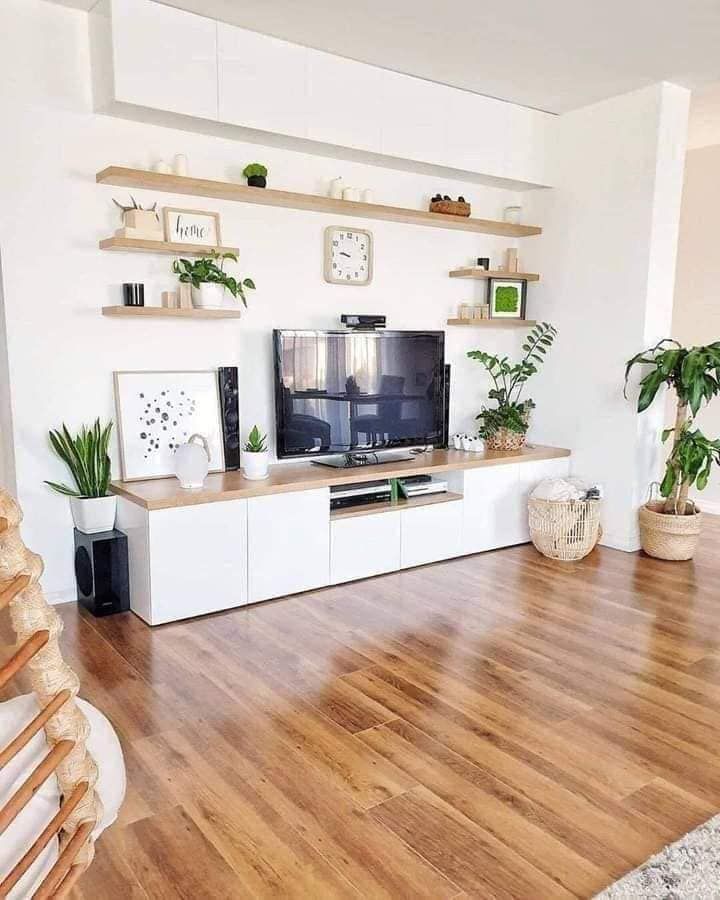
[[0, 694, 126, 898]]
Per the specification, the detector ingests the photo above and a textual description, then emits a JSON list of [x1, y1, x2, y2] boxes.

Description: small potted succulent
[[242, 425, 270, 480], [173, 250, 256, 309], [243, 163, 268, 188], [45, 419, 116, 534]]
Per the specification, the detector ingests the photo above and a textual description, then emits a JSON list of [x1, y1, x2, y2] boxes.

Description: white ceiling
[[159, 0, 720, 114], [49, 0, 720, 115]]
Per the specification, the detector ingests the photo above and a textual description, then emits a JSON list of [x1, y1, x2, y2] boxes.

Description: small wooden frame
[[163, 207, 222, 248]]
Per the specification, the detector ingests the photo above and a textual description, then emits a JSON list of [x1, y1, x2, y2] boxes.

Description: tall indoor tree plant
[[625, 339, 720, 559], [467, 322, 558, 450]]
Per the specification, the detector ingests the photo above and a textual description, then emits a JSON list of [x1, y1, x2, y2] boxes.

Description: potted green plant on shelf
[[625, 339, 720, 559], [243, 163, 268, 188], [242, 425, 269, 480], [467, 322, 558, 450], [172, 250, 256, 310], [45, 419, 116, 534]]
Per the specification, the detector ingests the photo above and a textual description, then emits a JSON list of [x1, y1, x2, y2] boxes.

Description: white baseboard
[[599, 533, 641, 553], [45, 589, 76, 606], [698, 499, 720, 516]]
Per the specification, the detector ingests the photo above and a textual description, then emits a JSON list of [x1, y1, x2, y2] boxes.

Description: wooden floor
[[54, 516, 720, 899]]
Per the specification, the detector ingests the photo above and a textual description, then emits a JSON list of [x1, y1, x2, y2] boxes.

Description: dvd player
[[330, 479, 392, 510]]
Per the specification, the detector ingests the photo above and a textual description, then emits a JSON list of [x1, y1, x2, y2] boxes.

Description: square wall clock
[[324, 226, 373, 285]]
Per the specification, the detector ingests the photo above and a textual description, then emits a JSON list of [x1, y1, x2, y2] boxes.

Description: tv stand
[[312, 450, 415, 469]]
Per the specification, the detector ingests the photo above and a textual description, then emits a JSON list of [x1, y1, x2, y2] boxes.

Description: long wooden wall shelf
[[99, 236, 240, 256], [102, 306, 242, 320], [450, 267, 540, 281], [446, 318, 537, 328], [96, 167, 543, 238]]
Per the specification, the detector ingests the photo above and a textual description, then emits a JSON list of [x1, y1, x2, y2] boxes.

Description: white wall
[[0, 0, 527, 600], [672, 144, 720, 514], [523, 83, 689, 550]]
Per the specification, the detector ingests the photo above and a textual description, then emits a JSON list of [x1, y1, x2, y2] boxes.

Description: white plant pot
[[70, 495, 117, 534], [192, 283, 226, 309], [242, 450, 270, 481]]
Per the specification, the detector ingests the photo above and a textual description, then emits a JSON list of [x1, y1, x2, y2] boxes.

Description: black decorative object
[[442, 363, 451, 449], [218, 366, 240, 469], [73, 528, 129, 617], [476, 257, 490, 270], [247, 175, 266, 188], [122, 283, 145, 307]]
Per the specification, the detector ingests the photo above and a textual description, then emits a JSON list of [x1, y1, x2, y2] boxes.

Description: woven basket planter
[[639, 501, 702, 560], [528, 498, 602, 561], [485, 429, 527, 451]]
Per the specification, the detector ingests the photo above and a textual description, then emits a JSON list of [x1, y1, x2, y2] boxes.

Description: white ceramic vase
[[70, 496, 117, 534], [192, 283, 226, 309], [242, 450, 270, 481], [174, 434, 210, 489]]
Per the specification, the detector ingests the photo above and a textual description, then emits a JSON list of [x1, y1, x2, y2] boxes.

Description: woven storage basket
[[639, 501, 702, 561], [528, 498, 602, 561], [429, 199, 471, 217], [485, 429, 527, 451]]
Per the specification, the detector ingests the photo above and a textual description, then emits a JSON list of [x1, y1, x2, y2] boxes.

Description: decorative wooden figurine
[[112, 196, 164, 241]]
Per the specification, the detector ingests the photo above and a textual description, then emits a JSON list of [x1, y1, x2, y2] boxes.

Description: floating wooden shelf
[[99, 236, 240, 256], [446, 318, 537, 328], [96, 167, 543, 238], [330, 491, 464, 521], [450, 267, 540, 281], [102, 306, 242, 319]]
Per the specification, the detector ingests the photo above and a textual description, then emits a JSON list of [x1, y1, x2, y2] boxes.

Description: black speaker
[[442, 363, 451, 449], [218, 366, 240, 470], [73, 529, 130, 617]]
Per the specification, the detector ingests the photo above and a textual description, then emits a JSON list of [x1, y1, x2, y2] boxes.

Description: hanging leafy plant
[[172, 250, 256, 307]]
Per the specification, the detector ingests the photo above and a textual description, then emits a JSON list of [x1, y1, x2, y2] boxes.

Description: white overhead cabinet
[[379, 70, 449, 166], [217, 24, 309, 138], [91, 0, 218, 120]]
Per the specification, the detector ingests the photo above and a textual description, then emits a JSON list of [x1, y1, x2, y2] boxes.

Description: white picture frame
[[163, 207, 221, 247], [114, 370, 225, 482]]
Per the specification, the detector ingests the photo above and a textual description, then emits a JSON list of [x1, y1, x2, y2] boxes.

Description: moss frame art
[[488, 278, 527, 319]]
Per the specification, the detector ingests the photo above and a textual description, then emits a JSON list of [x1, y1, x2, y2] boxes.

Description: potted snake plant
[[625, 339, 720, 559], [45, 419, 116, 533]]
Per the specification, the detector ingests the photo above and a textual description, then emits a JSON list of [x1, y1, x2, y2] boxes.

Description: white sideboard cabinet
[[112, 446, 571, 625]]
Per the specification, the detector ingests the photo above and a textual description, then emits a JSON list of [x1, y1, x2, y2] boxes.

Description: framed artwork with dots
[[113, 370, 225, 482]]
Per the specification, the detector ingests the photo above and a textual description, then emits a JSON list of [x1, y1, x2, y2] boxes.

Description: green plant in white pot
[[242, 425, 269, 481], [172, 251, 256, 310], [45, 419, 116, 534]]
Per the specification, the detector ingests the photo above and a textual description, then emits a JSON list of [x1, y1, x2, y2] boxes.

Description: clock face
[[324, 227, 373, 285]]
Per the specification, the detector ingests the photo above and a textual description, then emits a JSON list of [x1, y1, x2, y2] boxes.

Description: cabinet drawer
[[331, 511, 401, 584], [400, 500, 462, 569], [248, 488, 329, 603]]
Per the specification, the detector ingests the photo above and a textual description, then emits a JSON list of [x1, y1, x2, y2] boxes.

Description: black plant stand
[[73, 529, 130, 617]]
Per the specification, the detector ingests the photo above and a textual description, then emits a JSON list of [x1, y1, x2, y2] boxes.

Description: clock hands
[[339, 251, 351, 257]]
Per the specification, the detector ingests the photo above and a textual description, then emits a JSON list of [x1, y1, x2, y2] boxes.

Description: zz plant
[[625, 339, 720, 514], [172, 250, 256, 306], [467, 322, 558, 441], [45, 419, 113, 498]]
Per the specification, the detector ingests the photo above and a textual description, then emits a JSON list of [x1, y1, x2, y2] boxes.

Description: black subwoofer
[[73, 528, 130, 617]]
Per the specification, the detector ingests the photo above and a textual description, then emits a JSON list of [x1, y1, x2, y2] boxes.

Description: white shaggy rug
[[595, 814, 720, 898]]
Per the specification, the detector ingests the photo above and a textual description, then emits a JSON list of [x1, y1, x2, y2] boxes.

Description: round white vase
[[242, 450, 270, 481], [174, 434, 210, 489], [70, 495, 117, 534], [192, 283, 226, 309]]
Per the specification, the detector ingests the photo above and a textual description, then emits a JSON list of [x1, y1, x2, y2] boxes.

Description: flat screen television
[[273, 329, 446, 461]]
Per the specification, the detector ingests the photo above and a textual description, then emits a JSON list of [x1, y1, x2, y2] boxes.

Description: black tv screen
[[273, 330, 445, 458]]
